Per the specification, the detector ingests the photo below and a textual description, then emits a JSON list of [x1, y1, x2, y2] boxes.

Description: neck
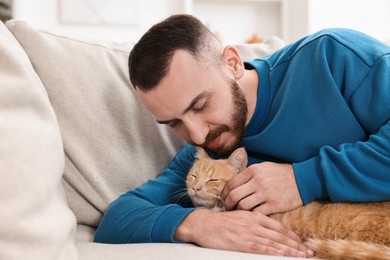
[[238, 69, 259, 126]]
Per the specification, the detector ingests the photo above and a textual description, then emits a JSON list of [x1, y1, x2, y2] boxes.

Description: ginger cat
[[186, 147, 390, 260]]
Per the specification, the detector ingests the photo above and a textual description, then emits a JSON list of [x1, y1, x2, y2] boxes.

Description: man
[[94, 14, 390, 258]]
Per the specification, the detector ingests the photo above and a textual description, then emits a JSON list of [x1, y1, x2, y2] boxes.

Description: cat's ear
[[195, 146, 209, 160], [226, 147, 248, 173]]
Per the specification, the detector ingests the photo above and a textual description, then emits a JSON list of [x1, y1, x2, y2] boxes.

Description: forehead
[[136, 50, 217, 119]]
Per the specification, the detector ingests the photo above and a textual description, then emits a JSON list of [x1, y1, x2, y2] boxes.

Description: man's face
[[137, 50, 248, 157]]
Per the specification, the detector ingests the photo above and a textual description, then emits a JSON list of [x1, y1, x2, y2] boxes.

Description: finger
[[252, 202, 274, 216], [223, 183, 254, 211], [221, 169, 252, 199], [236, 193, 264, 211], [267, 236, 314, 258], [262, 239, 308, 258], [250, 223, 309, 258], [240, 237, 284, 256], [254, 212, 303, 245], [252, 201, 290, 216]]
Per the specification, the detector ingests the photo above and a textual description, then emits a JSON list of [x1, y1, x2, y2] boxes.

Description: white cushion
[[77, 242, 305, 260], [0, 21, 77, 260]]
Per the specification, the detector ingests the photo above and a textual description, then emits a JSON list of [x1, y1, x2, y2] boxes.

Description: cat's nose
[[192, 186, 201, 192]]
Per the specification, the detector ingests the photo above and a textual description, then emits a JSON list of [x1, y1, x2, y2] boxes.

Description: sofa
[[0, 19, 306, 260]]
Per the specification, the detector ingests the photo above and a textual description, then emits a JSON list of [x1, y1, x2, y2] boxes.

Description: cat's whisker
[[217, 196, 225, 206], [205, 193, 221, 200], [169, 188, 191, 205], [169, 188, 187, 199]]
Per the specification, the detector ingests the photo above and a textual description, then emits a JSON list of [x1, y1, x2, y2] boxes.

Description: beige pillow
[[236, 36, 285, 61], [6, 20, 186, 229], [0, 21, 77, 259]]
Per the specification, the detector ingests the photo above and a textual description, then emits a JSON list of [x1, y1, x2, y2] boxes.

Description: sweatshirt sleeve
[[294, 54, 390, 205], [94, 144, 197, 244]]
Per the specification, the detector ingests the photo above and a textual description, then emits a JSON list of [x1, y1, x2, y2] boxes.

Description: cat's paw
[[211, 206, 225, 212]]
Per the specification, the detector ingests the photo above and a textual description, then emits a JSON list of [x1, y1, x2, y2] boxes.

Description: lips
[[203, 125, 229, 150], [206, 135, 221, 149]]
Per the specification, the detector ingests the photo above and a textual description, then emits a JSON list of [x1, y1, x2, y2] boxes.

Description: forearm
[[174, 209, 200, 242], [173, 209, 211, 243], [94, 191, 195, 243], [294, 120, 390, 204]]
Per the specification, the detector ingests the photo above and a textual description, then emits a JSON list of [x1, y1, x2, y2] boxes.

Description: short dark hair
[[128, 14, 222, 92]]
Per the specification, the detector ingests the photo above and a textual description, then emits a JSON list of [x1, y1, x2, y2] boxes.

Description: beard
[[203, 80, 248, 158]]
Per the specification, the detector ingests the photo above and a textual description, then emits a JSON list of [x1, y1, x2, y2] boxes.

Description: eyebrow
[[156, 90, 210, 125]]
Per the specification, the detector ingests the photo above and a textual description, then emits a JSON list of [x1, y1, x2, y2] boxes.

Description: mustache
[[202, 125, 229, 146]]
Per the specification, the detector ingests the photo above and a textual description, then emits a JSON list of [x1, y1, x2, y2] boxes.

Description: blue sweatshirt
[[94, 28, 390, 244]]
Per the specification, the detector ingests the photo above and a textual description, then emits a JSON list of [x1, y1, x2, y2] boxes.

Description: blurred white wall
[[11, 0, 390, 44], [12, 0, 187, 42], [306, 0, 390, 44]]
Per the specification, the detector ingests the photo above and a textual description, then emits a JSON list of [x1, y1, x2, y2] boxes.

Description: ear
[[222, 45, 244, 80], [195, 146, 209, 160], [226, 147, 248, 173]]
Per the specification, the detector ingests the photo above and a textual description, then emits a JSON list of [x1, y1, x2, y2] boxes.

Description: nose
[[184, 117, 208, 146], [192, 185, 201, 192]]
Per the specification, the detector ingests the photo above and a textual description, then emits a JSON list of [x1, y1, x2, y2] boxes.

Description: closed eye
[[157, 118, 182, 128], [169, 119, 182, 128], [209, 179, 220, 182], [192, 99, 209, 113], [157, 91, 211, 128]]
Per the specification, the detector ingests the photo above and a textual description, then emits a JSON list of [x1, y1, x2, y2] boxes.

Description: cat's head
[[186, 147, 248, 211]]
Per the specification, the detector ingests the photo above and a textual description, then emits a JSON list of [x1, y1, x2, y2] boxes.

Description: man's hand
[[222, 162, 303, 215], [174, 209, 313, 257]]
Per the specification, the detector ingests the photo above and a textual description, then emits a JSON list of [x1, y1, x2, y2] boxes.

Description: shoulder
[[253, 28, 390, 70], [173, 144, 197, 162], [297, 28, 390, 65], [302, 28, 387, 49]]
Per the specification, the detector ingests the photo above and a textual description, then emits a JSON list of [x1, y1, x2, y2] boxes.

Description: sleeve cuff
[[293, 156, 328, 205], [152, 205, 195, 243]]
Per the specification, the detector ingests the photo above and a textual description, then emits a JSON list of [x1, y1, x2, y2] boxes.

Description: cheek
[[206, 182, 224, 194], [172, 127, 191, 143], [186, 179, 195, 196], [209, 100, 235, 125], [186, 175, 194, 187]]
